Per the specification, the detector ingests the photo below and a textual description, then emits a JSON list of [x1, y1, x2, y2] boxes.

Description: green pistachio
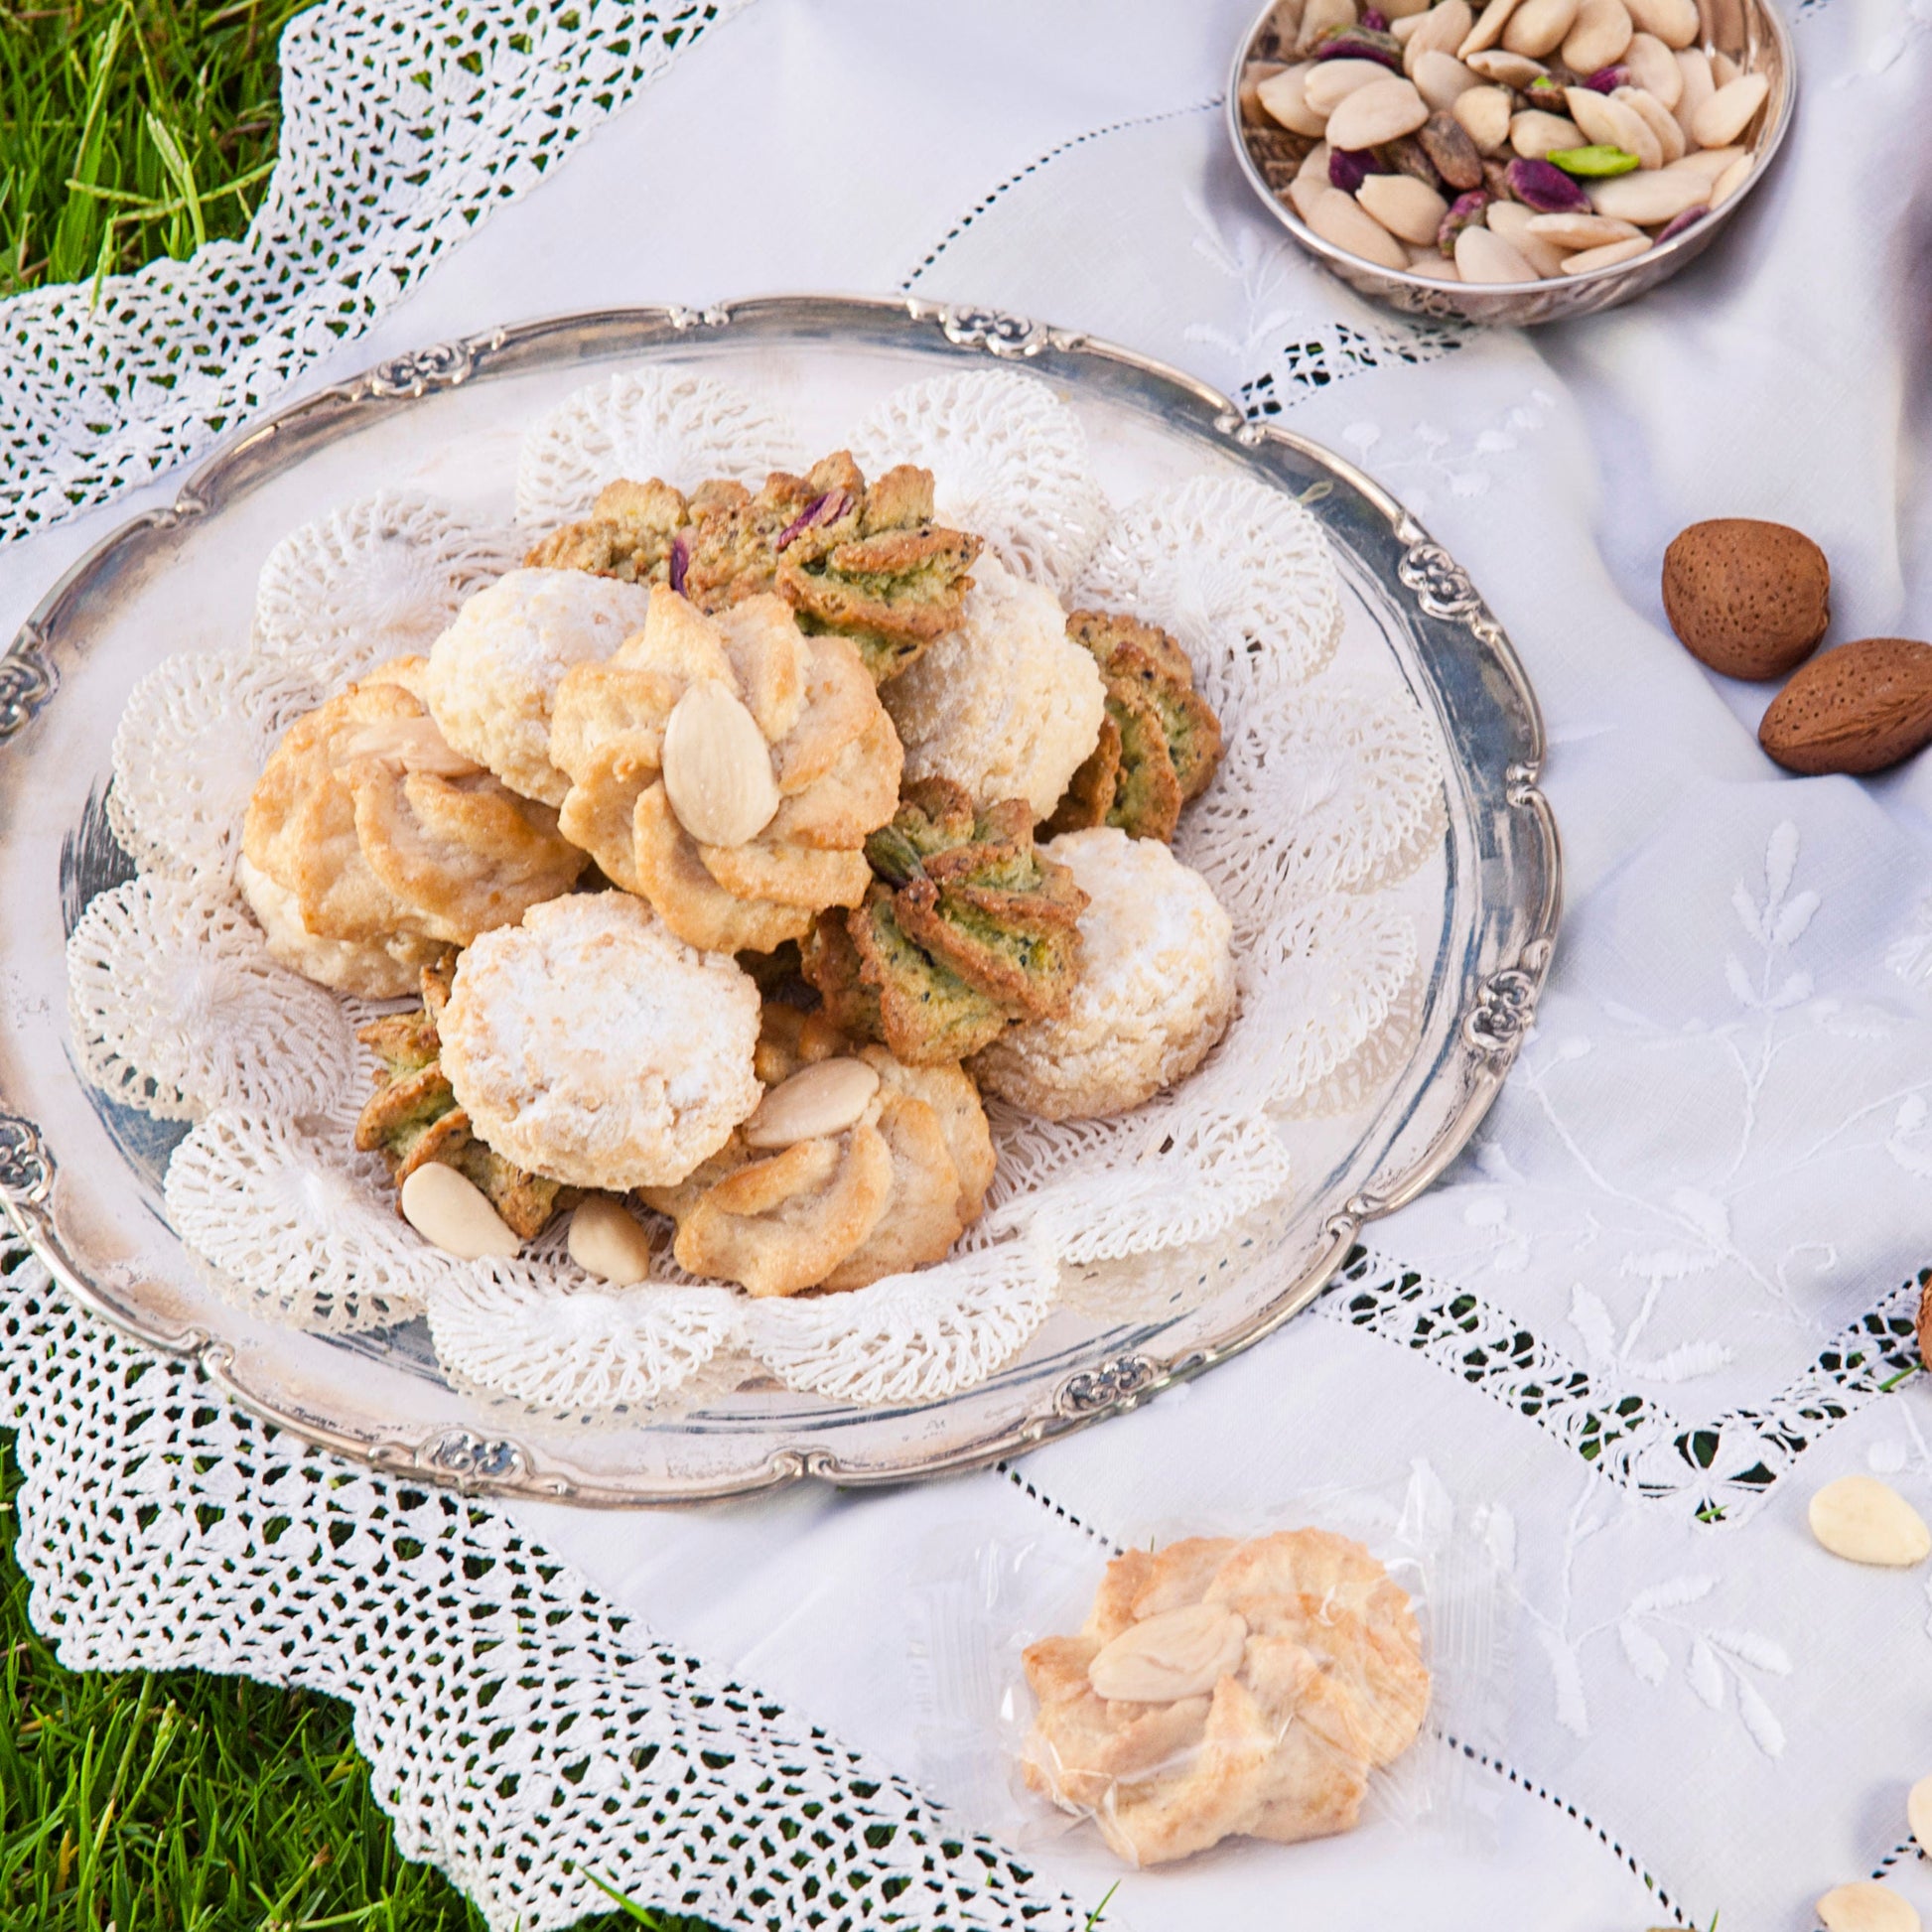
[[1548, 144, 1640, 177]]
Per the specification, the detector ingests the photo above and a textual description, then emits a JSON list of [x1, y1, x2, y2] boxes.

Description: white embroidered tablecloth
[[3, 0, 1930, 1927]]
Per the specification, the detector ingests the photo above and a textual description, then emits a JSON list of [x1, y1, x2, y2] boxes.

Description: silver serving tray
[[0, 297, 1559, 1505]]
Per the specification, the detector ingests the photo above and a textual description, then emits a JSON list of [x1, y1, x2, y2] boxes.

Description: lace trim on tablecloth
[[1325, 1247, 1929, 1523], [69, 366, 1444, 1418], [0, 1231, 1085, 1932], [0, 0, 750, 545]]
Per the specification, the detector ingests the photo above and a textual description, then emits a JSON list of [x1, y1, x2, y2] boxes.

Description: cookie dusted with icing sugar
[[424, 567, 655, 806], [973, 828, 1235, 1120], [438, 894, 761, 1190], [883, 553, 1106, 822]]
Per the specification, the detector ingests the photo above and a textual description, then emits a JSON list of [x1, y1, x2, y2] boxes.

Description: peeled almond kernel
[[1485, 201, 1568, 275], [1257, 65, 1329, 137], [1624, 32, 1682, 105], [1616, 85, 1685, 163], [1305, 57, 1395, 115], [1667, 143, 1746, 185], [1560, 0, 1632, 75], [1510, 109, 1583, 160], [1816, 1883, 1921, 1932], [1288, 173, 1328, 221], [1674, 46, 1715, 134], [1693, 71, 1770, 149], [1325, 76, 1431, 151], [1623, 0, 1699, 45], [1501, 0, 1578, 57], [1088, 1605, 1249, 1703], [1710, 48, 1740, 86], [1357, 172, 1450, 243], [1453, 83, 1515, 153], [567, 1196, 656, 1287], [401, 1163, 522, 1261], [1910, 1774, 1932, 1858], [1808, 1475, 1932, 1568], [1468, 47, 1548, 84], [661, 679, 780, 850], [1455, 224, 1537, 283], [1309, 185, 1412, 268], [1586, 168, 1707, 223], [1413, 48, 1479, 110], [1298, 0, 1359, 52], [1564, 85, 1655, 167], [1525, 210, 1643, 247], [1560, 235, 1651, 273], [1456, 0, 1523, 60], [1710, 151, 1753, 207], [1404, 0, 1475, 68], [745, 1057, 881, 1149]]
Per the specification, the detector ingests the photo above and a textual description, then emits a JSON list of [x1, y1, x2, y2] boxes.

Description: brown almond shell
[[1758, 637, 1932, 775], [1662, 518, 1830, 681]]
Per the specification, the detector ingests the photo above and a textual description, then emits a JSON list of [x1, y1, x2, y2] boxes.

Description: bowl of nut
[[1229, 0, 1796, 325]]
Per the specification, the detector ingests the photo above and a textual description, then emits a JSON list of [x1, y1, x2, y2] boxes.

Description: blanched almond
[[1624, 31, 1682, 105], [1615, 84, 1685, 163], [1623, 0, 1699, 44], [1561, 0, 1632, 73], [1509, 108, 1582, 159], [1485, 200, 1568, 274], [1525, 210, 1644, 247], [1666, 143, 1746, 184], [567, 1196, 656, 1286], [1709, 151, 1753, 207], [1257, 65, 1329, 137], [1413, 48, 1480, 109], [1586, 167, 1708, 222], [1710, 49, 1740, 86], [1455, 224, 1538, 282], [1306, 57, 1395, 115], [401, 1163, 522, 1260], [1403, 0, 1475, 69], [1456, 0, 1523, 59], [1310, 185, 1411, 268], [1693, 72, 1770, 148], [745, 1057, 881, 1148], [1565, 85, 1659, 168], [1357, 171, 1450, 243], [661, 678, 780, 850], [1816, 1883, 1920, 1932], [1325, 76, 1431, 150], [1560, 235, 1651, 272], [1808, 1475, 1932, 1567], [1501, 0, 1579, 58], [1288, 172, 1327, 220], [1673, 46, 1715, 136], [1299, 0, 1359, 52], [1468, 46, 1548, 84], [1453, 83, 1515, 152], [1088, 1604, 1249, 1703]]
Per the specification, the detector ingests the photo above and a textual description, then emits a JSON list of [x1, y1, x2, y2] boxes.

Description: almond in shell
[[1661, 518, 1830, 680], [1758, 638, 1932, 776]]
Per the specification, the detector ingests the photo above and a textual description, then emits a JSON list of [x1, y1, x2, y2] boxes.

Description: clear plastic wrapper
[[910, 1461, 1510, 1872]]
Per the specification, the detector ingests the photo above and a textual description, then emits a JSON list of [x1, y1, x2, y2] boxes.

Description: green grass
[[0, 0, 308, 300], [0, 1436, 731, 1931]]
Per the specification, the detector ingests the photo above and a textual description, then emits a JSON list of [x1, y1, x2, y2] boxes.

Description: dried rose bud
[[1437, 189, 1491, 256], [1656, 205, 1710, 242], [1504, 156, 1589, 212]]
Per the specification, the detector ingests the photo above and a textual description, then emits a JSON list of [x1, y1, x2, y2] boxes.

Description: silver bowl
[[1228, 0, 1797, 326]]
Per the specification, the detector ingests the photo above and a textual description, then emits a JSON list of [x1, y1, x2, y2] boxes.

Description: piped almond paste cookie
[[423, 567, 654, 806], [240, 657, 587, 998], [1022, 1530, 1429, 1867], [548, 585, 901, 954], [972, 828, 1235, 1119], [882, 553, 1106, 822], [640, 1003, 996, 1297], [438, 893, 761, 1191]]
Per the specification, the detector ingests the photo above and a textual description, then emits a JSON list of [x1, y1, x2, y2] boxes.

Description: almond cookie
[[549, 586, 901, 954], [423, 567, 655, 805], [882, 554, 1107, 821], [1022, 1530, 1429, 1867], [640, 1003, 995, 1297], [438, 893, 761, 1191], [972, 828, 1235, 1119], [240, 657, 587, 997]]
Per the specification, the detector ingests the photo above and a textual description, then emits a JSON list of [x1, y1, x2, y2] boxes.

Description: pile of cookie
[[237, 450, 1238, 1300]]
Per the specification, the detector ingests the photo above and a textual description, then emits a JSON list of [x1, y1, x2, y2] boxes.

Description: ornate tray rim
[[0, 294, 1561, 1505]]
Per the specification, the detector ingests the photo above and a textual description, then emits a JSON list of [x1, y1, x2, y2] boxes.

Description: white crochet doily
[[69, 366, 1446, 1419]]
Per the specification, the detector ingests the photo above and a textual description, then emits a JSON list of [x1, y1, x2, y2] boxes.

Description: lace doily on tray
[[0, 0, 751, 545], [253, 491, 522, 689], [515, 367, 805, 531], [0, 1228, 1086, 1932], [846, 369, 1110, 596], [69, 367, 1445, 1416]]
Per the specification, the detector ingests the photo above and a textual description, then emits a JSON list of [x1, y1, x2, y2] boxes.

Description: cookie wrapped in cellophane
[[799, 776, 1089, 1066], [528, 449, 983, 683]]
